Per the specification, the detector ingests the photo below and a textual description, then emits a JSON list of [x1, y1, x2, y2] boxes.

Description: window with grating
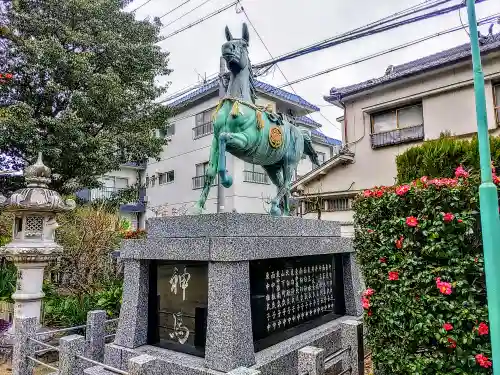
[[25, 216, 43, 238], [326, 197, 352, 212]]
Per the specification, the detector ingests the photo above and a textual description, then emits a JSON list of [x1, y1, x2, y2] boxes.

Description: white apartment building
[[144, 79, 341, 216]]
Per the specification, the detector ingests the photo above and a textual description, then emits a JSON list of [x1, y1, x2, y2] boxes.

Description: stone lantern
[[0, 152, 75, 333]]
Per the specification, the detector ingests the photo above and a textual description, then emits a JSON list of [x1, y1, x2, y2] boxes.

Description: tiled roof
[[311, 129, 342, 146], [168, 78, 320, 112], [326, 33, 500, 102], [295, 116, 322, 127]]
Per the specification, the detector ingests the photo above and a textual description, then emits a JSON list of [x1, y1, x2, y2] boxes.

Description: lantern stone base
[[107, 214, 363, 375]]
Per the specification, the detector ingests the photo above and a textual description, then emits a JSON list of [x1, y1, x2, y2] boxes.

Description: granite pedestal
[[108, 214, 362, 375]]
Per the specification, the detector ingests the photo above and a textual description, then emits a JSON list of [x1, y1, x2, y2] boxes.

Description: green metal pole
[[466, 0, 500, 371]]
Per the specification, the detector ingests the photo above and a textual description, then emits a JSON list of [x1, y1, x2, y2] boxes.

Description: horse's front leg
[[218, 132, 248, 188]]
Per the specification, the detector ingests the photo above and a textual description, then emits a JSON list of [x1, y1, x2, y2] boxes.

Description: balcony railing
[[89, 187, 126, 201], [77, 187, 146, 212], [193, 122, 214, 139], [192, 175, 218, 190], [371, 124, 424, 149], [243, 170, 269, 184]]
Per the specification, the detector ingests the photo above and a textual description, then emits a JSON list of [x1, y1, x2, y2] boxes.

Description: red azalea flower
[[493, 175, 500, 185], [395, 185, 410, 196], [379, 257, 387, 263], [374, 190, 384, 198], [367, 309, 373, 316], [443, 323, 453, 331], [457, 219, 463, 223], [362, 297, 370, 310], [475, 354, 492, 368], [443, 212, 455, 223], [478, 322, 489, 335], [367, 229, 374, 234], [363, 288, 375, 297], [420, 176, 428, 184], [406, 216, 418, 227], [388, 271, 399, 281], [4, 73, 12, 79], [395, 236, 404, 249], [455, 165, 469, 178], [447, 337, 457, 349], [363, 190, 372, 198]]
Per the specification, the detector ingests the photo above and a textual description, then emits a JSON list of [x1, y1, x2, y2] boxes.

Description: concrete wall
[[304, 53, 500, 195]]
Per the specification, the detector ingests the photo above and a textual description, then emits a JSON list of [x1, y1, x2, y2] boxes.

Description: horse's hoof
[[270, 205, 281, 216], [222, 175, 233, 188]]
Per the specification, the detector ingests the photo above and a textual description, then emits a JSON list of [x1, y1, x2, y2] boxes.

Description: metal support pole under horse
[[217, 56, 226, 213]]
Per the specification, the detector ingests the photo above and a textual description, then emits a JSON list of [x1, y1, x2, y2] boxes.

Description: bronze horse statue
[[196, 23, 319, 216]]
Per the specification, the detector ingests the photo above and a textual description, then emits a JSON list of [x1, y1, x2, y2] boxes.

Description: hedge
[[353, 167, 495, 374], [396, 133, 500, 183]]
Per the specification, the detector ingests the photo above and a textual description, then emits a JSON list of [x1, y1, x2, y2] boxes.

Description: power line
[[129, 0, 156, 12], [238, 2, 341, 131], [276, 13, 500, 89], [161, 0, 239, 35], [253, 0, 488, 69], [162, 0, 475, 101], [160, 0, 212, 30], [158, 0, 194, 19]]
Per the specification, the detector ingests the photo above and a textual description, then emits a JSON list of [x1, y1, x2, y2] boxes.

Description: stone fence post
[[59, 334, 86, 375], [85, 310, 106, 362], [128, 354, 157, 375], [298, 346, 325, 375], [341, 320, 364, 375], [12, 317, 37, 375]]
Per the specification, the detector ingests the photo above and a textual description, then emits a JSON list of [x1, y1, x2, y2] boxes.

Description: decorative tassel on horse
[[212, 99, 224, 122], [231, 100, 240, 117], [256, 110, 264, 130]]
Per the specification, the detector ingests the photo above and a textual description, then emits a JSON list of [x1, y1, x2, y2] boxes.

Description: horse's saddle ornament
[[269, 126, 283, 149]]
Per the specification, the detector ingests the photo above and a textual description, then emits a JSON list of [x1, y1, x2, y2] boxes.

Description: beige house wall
[[304, 53, 500, 197]]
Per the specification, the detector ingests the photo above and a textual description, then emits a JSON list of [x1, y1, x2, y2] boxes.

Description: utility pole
[[217, 56, 226, 213], [466, 1, 500, 371]]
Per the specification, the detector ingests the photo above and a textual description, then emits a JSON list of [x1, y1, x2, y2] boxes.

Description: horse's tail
[[301, 130, 320, 167]]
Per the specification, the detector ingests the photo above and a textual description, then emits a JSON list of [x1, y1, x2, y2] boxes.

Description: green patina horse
[[196, 23, 319, 216]]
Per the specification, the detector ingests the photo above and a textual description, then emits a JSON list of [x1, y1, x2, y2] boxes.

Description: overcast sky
[[126, 0, 499, 139]]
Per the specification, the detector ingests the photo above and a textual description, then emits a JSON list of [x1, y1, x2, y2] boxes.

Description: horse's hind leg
[[282, 163, 296, 216], [262, 164, 284, 216]]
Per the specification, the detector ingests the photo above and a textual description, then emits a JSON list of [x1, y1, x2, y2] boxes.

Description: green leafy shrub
[[353, 170, 494, 374], [42, 281, 122, 327], [396, 133, 500, 183], [0, 260, 16, 302]]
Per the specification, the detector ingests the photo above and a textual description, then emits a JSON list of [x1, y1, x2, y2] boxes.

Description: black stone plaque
[[148, 261, 208, 357], [250, 254, 345, 351]]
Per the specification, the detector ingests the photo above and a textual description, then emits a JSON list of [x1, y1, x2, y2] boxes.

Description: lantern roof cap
[[0, 153, 75, 212]]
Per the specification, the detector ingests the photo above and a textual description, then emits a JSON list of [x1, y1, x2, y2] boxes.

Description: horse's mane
[[247, 56, 258, 104]]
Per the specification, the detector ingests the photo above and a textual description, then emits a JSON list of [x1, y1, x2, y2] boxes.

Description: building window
[[159, 123, 175, 138], [317, 152, 326, 164], [326, 197, 352, 212], [243, 162, 269, 184], [494, 83, 500, 125], [370, 103, 424, 148], [90, 176, 129, 200], [158, 171, 174, 185], [192, 162, 217, 189], [193, 108, 214, 139]]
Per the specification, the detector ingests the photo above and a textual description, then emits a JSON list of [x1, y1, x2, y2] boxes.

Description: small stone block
[[342, 254, 363, 316], [226, 367, 262, 375], [84, 366, 116, 375], [86, 310, 107, 362], [298, 346, 325, 375], [128, 354, 157, 375], [59, 334, 86, 375]]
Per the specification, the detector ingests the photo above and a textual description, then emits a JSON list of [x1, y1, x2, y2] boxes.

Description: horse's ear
[[242, 23, 250, 44], [225, 26, 233, 41]]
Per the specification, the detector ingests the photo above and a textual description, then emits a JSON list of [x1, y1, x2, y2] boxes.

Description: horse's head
[[222, 23, 250, 74]]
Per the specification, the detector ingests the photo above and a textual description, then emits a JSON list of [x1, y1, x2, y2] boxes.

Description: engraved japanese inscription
[[152, 261, 208, 356], [250, 254, 345, 351]]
